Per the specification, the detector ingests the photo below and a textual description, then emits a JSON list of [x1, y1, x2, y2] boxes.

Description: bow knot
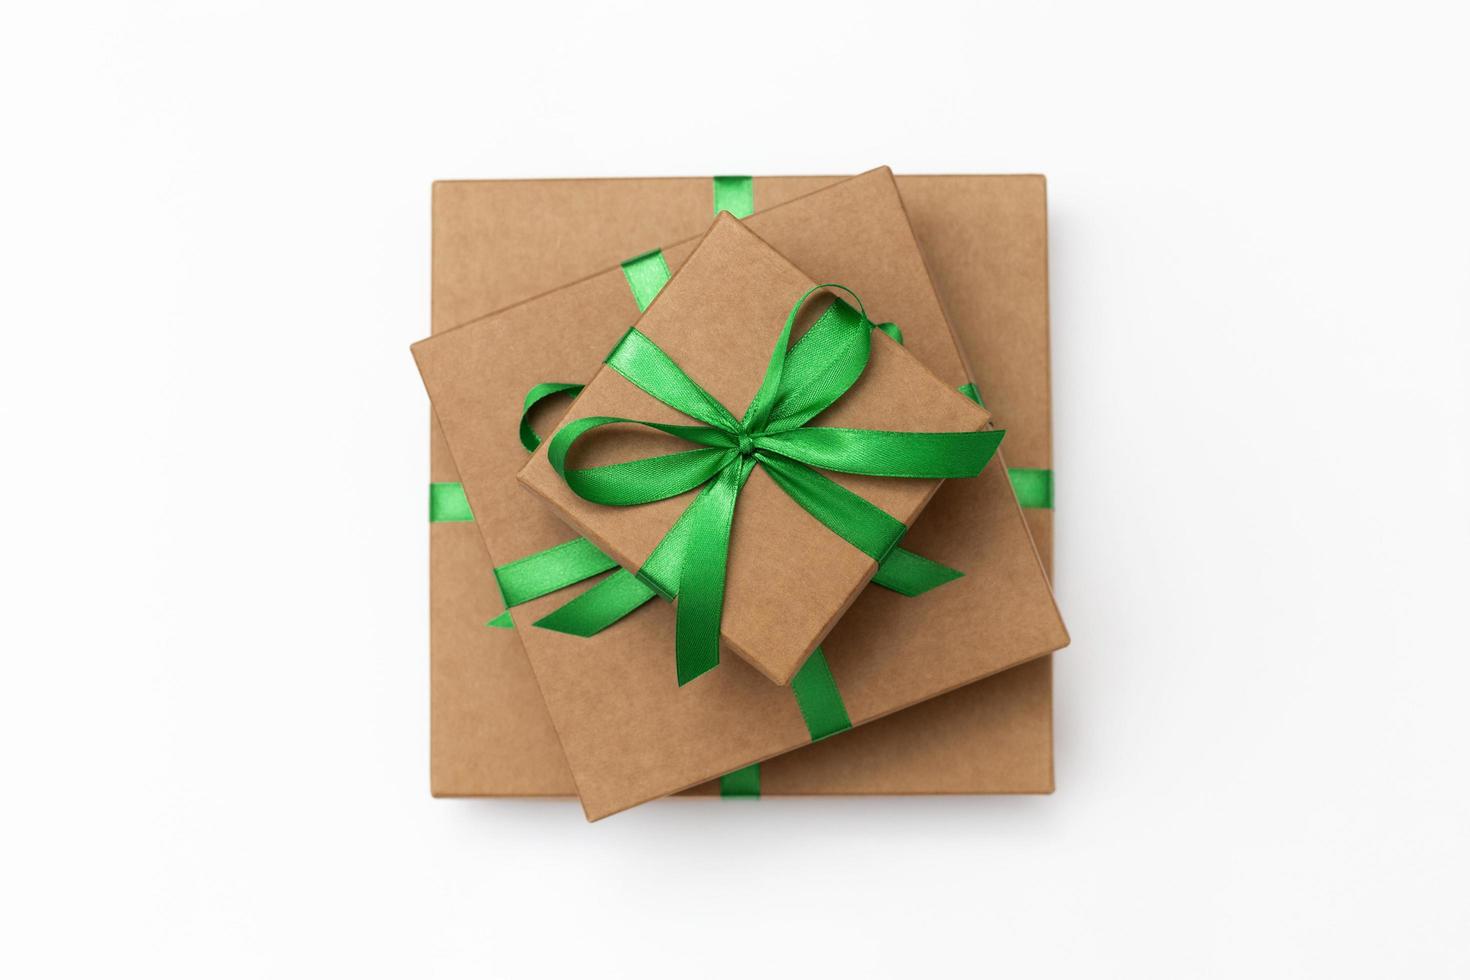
[[735, 430, 757, 458]]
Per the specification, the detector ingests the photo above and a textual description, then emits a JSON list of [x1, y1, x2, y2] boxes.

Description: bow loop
[[547, 415, 736, 507]]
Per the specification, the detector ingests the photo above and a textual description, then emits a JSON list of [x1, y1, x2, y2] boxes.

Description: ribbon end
[[676, 649, 720, 687], [872, 546, 965, 597], [533, 569, 658, 637], [971, 428, 1006, 474], [532, 610, 597, 637]]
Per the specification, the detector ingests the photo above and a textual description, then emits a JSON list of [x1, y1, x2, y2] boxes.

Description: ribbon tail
[[494, 536, 619, 608], [494, 536, 651, 635], [759, 455, 907, 563], [673, 462, 748, 686], [533, 569, 657, 636], [872, 546, 964, 597], [529, 471, 724, 645]]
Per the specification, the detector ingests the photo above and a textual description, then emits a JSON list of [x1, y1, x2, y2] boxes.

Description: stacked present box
[[416, 168, 1066, 820]]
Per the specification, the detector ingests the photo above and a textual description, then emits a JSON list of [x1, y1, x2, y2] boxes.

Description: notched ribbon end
[[975, 427, 1006, 471], [676, 655, 720, 687], [534, 609, 606, 638], [533, 568, 659, 636], [872, 546, 965, 597]]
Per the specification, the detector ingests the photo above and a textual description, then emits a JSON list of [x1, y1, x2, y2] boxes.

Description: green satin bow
[[544, 285, 1005, 685]]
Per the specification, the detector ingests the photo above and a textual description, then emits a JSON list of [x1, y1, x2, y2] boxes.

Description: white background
[[3, 1, 1467, 976]]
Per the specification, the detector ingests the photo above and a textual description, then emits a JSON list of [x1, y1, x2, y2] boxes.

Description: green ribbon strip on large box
[[429, 482, 474, 522], [1008, 467, 1053, 508], [713, 175, 755, 218]]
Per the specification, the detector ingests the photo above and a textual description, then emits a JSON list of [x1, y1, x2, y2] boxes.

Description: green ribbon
[[429, 482, 474, 523], [622, 250, 672, 313], [713, 175, 755, 218], [1009, 467, 1054, 509], [519, 383, 584, 452], [543, 285, 1004, 685], [955, 383, 1055, 508], [719, 763, 761, 797], [495, 536, 618, 607], [789, 646, 852, 739]]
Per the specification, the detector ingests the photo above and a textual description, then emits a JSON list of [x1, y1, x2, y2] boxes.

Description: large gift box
[[428, 172, 1057, 803], [416, 168, 1066, 819]]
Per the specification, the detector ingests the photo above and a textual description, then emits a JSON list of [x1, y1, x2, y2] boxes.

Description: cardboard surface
[[416, 169, 1067, 819], [427, 173, 1056, 801], [517, 215, 990, 685]]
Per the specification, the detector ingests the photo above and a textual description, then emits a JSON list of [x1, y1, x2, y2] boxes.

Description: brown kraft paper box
[[428, 173, 1055, 801], [415, 168, 1067, 819], [517, 215, 993, 686]]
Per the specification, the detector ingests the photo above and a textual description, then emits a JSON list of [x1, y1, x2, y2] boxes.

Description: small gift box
[[414, 168, 1067, 819], [517, 215, 996, 686]]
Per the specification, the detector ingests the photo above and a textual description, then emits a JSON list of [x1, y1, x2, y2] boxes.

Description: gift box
[[516, 215, 996, 686], [428, 173, 1055, 802], [415, 168, 1067, 819]]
